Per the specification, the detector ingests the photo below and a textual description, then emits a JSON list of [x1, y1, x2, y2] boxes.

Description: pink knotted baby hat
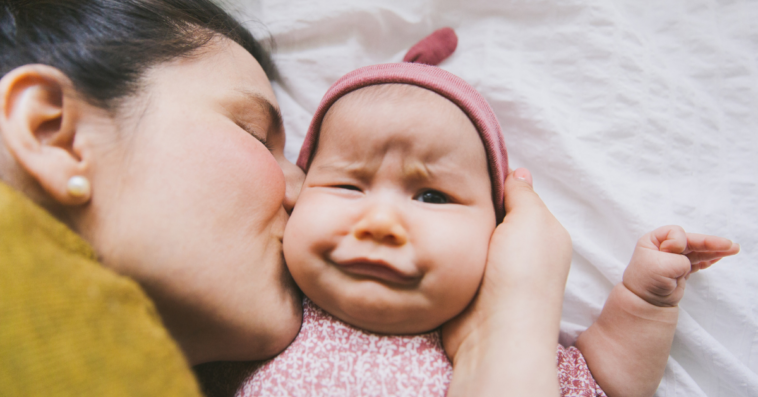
[[296, 28, 509, 222]]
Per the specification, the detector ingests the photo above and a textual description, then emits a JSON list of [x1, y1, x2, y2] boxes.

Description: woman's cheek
[[212, 128, 286, 218], [242, 143, 286, 206]]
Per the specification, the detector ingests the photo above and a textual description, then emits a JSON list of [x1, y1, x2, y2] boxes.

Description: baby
[[238, 33, 739, 397]]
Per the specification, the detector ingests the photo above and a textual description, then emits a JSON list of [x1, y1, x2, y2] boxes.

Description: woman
[[0, 1, 571, 396]]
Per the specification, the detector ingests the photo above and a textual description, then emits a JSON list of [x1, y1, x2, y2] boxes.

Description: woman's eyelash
[[237, 122, 273, 151], [258, 137, 274, 151]]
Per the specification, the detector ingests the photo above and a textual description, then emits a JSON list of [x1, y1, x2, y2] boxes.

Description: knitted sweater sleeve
[[0, 183, 202, 397]]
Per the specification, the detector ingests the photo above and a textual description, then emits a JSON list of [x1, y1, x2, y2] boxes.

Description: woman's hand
[[443, 168, 572, 397]]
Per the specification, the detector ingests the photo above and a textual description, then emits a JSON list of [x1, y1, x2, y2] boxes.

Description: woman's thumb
[[503, 168, 543, 214]]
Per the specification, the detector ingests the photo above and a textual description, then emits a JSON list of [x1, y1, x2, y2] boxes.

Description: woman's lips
[[333, 258, 420, 286]]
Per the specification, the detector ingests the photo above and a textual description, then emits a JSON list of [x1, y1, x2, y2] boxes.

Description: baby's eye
[[336, 185, 362, 192], [415, 190, 449, 204]]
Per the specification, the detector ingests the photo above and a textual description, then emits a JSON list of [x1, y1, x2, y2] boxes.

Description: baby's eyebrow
[[315, 162, 374, 180], [315, 160, 435, 182]]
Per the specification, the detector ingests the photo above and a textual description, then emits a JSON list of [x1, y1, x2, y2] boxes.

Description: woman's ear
[[0, 64, 91, 205]]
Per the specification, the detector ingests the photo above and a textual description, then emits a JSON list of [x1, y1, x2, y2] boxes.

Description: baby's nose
[[353, 207, 408, 246]]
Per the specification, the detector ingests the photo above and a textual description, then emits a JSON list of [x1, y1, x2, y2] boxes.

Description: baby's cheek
[[435, 257, 486, 304], [422, 226, 491, 323], [282, 191, 346, 289], [282, 200, 321, 283]]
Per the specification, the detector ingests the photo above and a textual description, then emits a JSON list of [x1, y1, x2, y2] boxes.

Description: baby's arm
[[576, 226, 740, 397]]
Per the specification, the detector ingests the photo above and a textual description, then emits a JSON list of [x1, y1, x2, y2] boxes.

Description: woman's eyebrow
[[236, 88, 283, 132]]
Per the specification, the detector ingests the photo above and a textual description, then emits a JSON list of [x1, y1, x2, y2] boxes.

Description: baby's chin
[[306, 281, 459, 335]]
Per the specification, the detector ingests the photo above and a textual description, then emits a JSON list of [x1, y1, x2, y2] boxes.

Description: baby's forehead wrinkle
[[313, 144, 448, 185], [401, 159, 432, 182], [313, 159, 378, 181]]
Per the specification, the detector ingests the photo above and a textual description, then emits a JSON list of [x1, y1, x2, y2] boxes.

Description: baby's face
[[284, 84, 496, 334]]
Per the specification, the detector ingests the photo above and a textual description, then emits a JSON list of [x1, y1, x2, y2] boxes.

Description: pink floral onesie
[[237, 298, 606, 397]]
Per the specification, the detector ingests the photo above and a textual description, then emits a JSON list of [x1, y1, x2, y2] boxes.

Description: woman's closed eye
[[414, 190, 449, 204], [236, 122, 273, 151]]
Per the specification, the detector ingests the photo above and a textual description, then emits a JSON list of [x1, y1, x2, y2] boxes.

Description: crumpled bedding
[[230, 1, 758, 395]]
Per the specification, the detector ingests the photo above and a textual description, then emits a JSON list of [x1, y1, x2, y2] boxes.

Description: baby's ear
[[0, 64, 91, 205]]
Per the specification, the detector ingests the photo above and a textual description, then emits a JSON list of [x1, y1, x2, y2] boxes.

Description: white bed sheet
[[231, 1, 758, 395]]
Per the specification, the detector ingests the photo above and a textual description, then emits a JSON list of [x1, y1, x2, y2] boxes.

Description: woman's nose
[[353, 206, 408, 246], [278, 157, 304, 214]]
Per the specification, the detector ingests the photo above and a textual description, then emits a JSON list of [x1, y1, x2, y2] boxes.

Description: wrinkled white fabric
[[229, 1, 758, 396]]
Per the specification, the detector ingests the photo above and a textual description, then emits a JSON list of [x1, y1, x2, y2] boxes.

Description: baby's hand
[[623, 225, 740, 307]]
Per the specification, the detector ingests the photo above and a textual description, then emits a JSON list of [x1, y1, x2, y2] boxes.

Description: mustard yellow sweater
[[0, 182, 202, 396]]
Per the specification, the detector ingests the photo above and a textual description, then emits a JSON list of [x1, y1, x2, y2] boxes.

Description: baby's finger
[[653, 225, 687, 254], [684, 233, 737, 254], [690, 257, 727, 274], [686, 246, 741, 265]]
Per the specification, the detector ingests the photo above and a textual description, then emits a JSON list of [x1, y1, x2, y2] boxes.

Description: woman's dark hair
[[0, 0, 276, 110]]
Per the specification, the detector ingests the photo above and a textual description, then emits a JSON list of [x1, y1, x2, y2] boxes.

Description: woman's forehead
[[141, 38, 278, 108]]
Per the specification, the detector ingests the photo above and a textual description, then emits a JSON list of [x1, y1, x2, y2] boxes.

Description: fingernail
[[513, 168, 533, 186]]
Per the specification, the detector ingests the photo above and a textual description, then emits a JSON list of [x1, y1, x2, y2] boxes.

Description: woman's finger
[[512, 167, 533, 186], [502, 168, 545, 216]]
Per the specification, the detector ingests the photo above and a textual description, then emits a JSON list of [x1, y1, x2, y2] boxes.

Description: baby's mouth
[[333, 258, 421, 286]]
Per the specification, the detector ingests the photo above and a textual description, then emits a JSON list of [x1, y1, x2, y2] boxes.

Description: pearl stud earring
[[67, 176, 91, 198]]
